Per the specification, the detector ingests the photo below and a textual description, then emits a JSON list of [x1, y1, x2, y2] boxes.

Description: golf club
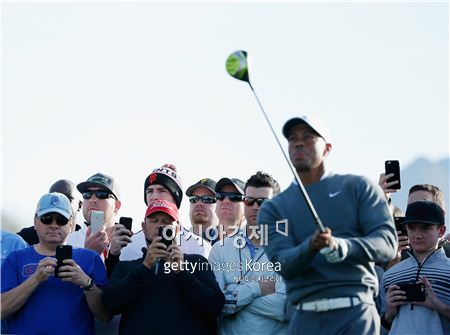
[[225, 50, 325, 233]]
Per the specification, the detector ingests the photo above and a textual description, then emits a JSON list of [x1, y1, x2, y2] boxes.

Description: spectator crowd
[[1, 115, 448, 335]]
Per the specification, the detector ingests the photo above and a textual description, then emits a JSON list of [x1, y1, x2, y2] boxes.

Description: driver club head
[[226, 50, 249, 83]]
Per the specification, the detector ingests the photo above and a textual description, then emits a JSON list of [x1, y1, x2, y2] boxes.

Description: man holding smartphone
[[66, 173, 132, 261], [120, 164, 211, 260], [1, 192, 109, 335], [380, 200, 450, 334], [258, 115, 397, 334], [102, 199, 224, 335]]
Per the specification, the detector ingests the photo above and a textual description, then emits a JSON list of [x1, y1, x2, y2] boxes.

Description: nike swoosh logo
[[329, 191, 341, 198]]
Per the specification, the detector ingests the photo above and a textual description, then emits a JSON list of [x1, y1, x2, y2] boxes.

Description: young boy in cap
[[102, 199, 224, 335], [1, 193, 109, 335], [380, 200, 450, 334]]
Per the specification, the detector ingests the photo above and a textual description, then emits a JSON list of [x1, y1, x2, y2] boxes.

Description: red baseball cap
[[145, 199, 179, 223]]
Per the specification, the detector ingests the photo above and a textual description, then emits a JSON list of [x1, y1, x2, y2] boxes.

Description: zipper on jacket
[[408, 248, 439, 310]]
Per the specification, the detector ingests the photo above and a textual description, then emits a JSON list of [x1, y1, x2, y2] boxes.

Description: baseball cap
[[35, 192, 72, 220], [143, 164, 183, 208], [77, 173, 120, 199], [145, 200, 179, 223], [282, 115, 332, 143], [403, 200, 445, 226], [186, 178, 217, 196], [215, 178, 245, 195]]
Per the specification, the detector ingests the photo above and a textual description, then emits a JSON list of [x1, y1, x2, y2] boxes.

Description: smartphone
[[385, 160, 401, 190], [119, 217, 133, 231], [397, 282, 426, 302], [55, 245, 73, 277], [90, 210, 104, 234], [158, 226, 174, 248], [394, 216, 407, 236]]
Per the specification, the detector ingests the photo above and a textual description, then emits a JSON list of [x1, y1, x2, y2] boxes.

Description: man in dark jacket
[[102, 199, 224, 335]]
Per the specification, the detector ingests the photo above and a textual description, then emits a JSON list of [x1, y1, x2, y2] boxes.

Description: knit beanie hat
[[143, 164, 183, 208]]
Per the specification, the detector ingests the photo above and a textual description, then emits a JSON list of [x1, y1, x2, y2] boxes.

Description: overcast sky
[[2, 1, 448, 232]]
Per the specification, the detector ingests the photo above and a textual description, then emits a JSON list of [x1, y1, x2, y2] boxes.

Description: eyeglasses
[[82, 190, 116, 200], [189, 195, 216, 204], [243, 197, 268, 207], [216, 192, 244, 202], [39, 214, 69, 226]]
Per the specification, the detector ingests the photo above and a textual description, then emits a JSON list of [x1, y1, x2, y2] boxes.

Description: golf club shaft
[[247, 82, 326, 233]]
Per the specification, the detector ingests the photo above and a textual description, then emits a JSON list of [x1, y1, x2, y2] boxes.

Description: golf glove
[[320, 237, 349, 263]]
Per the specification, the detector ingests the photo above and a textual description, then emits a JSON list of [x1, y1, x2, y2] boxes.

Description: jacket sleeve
[[343, 177, 398, 264], [208, 242, 261, 312], [176, 255, 225, 319], [105, 253, 120, 278], [102, 261, 154, 315], [258, 199, 317, 280], [244, 281, 287, 321]]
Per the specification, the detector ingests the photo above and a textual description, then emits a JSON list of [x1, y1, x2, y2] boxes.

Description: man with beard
[[102, 200, 224, 335], [120, 164, 211, 260]]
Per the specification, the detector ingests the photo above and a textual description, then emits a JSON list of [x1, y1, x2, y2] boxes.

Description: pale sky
[[2, 1, 448, 232]]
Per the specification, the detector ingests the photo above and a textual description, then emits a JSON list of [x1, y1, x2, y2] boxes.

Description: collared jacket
[[380, 248, 450, 335]]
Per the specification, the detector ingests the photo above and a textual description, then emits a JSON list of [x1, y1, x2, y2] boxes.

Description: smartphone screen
[[119, 217, 133, 231], [385, 160, 401, 190], [90, 210, 104, 234], [394, 216, 407, 236], [55, 245, 73, 277]]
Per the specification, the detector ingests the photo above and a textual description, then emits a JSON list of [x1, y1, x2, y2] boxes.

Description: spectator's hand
[[142, 236, 170, 269], [310, 228, 333, 251], [384, 284, 407, 322], [379, 172, 399, 197], [58, 259, 91, 287], [258, 280, 275, 296], [31, 257, 57, 283], [167, 244, 184, 274], [85, 226, 109, 255], [109, 224, 133, 256], [414, 276, 444, 311]]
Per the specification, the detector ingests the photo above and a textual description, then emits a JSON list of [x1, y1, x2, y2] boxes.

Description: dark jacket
[[102, 254, 225, 335]]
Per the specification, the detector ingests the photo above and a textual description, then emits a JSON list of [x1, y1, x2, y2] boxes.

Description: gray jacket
[[258, 173, 397, 305]]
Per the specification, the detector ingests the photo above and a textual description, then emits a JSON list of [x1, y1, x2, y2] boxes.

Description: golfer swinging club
[[258, 115, 397, 335]]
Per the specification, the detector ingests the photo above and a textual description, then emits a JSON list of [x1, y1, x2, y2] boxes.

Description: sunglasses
[[243, 197, 268, 207], [39, 214, 69, 226], [82, 190, 116, 200], [216, 192, 244, 202], [189, 195, 217, 204]]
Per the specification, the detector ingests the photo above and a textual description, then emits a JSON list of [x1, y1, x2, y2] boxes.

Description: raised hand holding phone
[[385, 160, 401, 190]]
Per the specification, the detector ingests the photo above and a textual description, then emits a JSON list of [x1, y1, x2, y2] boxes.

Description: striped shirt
[[380, 248, 450, 334]]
